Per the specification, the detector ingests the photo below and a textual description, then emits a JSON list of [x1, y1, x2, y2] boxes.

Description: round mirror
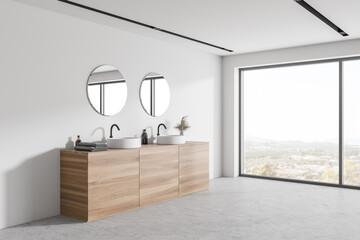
[[87, 65, 127, 116], [140, 72, 170, 117]]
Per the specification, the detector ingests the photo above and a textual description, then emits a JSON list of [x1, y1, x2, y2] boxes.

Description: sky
[[243, 59, 360, 144]]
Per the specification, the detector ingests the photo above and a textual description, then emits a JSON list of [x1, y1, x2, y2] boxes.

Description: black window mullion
[[100, 84, 103, 114], [103, 84, 105, 115], [150, 79, 153, 115], [153, 79, 156, 116], [339, 61, 344, 186], [99, 84, 105, 115]]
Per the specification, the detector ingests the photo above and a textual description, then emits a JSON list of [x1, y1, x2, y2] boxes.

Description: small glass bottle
[[141, 129, 148, 144], [75, 135, 82, 146]]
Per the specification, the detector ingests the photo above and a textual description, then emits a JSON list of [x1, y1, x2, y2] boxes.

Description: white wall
[[222, 39, 360, 177], [0, 0, 222, 229]]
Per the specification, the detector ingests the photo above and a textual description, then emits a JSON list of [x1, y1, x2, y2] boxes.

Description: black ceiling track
[[294, 0, 348, 37], [57, 0, 233, 52]]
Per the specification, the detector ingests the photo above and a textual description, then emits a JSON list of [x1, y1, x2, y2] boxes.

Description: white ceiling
[[70, 0, 360, 56]]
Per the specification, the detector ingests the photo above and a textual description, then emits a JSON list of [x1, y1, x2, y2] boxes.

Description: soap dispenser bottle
[[75, 135, 82, 146], [141, 129, 148, 144]]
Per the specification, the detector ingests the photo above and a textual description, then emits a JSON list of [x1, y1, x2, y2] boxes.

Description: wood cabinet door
[[60, 151, 89, 222], [179, 142, 209, 196], [88, 149, 140, 221], [140, 145, 179, 207]]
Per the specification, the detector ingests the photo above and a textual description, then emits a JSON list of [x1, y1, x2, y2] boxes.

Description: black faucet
[[157, 123, 167, 136], [110, 124, 120, 138]]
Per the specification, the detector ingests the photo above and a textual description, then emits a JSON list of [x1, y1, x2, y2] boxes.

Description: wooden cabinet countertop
[[61, 141, 207, 154]]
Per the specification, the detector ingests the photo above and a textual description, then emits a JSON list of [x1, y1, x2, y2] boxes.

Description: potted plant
[[175, 116, 190, 135]]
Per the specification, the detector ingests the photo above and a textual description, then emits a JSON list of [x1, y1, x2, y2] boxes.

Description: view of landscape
[[244, 137, 360, 185], [242, 60, 360, 186], [244, 138, 339, 183]]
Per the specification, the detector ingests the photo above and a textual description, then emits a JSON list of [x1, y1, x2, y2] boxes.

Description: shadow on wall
[[5, 148, 63, 227], [4, 133, 107, 228]]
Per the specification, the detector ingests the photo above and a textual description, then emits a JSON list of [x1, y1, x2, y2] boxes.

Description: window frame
[[88, 80, 126, 115], [239, 56, 360, 190], [141, 76, 165, 116]]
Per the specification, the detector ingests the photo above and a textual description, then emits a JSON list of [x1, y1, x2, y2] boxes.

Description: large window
[[240, 58, 360, 187]]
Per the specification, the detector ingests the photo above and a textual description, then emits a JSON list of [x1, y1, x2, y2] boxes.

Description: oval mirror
[[140, 72, 170, 117], [87, 65, 127, 116]]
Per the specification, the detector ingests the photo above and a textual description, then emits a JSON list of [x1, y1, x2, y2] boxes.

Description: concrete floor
[[2, 177, 360, 240]]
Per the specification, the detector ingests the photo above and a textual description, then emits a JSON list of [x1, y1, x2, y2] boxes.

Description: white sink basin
[[107, 137, 141, 149], [157, 135, 185, 145]]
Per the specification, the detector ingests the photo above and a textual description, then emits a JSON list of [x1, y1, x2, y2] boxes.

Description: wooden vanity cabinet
[[60, 151, 88, 221], [140, 145, 179, 207], [60, 142, 209, 222], [88, 150, 140, 221], [61, 149, 140, 222], [179, 142, 209, 196]]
